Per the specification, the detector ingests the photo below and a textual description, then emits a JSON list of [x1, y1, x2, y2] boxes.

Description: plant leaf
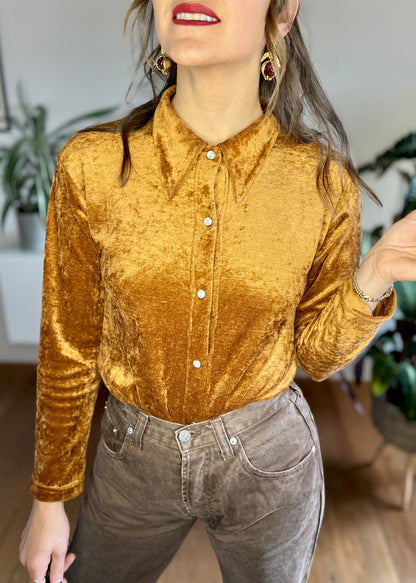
[[372, 352, 397, 396], [395, 363, 416, 421], [358, 132, 416, 175], [400, 176, 416, 219], [398, 169, 414, 184], [1, 199, 14, 228], [402, 335, 416, 361], [16, 81, 39, 140], [35, 173, 47, 224], [49, 106, 119, 136], [34, 104, 47, 136], [394, 280, 416, 320]]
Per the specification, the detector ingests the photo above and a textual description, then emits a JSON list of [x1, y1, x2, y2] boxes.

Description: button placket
[[182, 148, 221, 417]]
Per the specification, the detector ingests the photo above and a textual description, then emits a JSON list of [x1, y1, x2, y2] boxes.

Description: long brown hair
[[78, 0, 380, 206]]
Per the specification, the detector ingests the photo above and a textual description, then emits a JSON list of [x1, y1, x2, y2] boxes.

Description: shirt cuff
[[345, 276, 397, 321], [30, 479, 83, 502]]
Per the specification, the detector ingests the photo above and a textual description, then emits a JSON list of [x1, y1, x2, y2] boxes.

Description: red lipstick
[[172, 3, 220, 26]]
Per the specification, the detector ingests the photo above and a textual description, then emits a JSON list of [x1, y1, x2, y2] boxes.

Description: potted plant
[[350, 132, 416, 452], [0, 80, 118, 251]]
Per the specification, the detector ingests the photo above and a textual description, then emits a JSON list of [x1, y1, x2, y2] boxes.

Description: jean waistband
[[105, 382, 303, 458]]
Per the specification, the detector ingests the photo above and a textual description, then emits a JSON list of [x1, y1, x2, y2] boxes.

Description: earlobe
[[278, 22, 292, 37]]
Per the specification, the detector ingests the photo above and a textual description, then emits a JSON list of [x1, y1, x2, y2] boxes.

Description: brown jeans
[[66, 381, 325, 583]]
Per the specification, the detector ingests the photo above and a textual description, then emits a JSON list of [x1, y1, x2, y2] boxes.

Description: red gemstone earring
[[155, 48, 171, 76], [261, 50, 281, 81]]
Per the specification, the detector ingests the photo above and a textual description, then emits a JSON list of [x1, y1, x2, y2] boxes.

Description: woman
[[19, 0, 415, 582]]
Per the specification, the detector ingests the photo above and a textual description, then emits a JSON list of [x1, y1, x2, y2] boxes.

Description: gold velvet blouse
[[30, 85, 396, 501]]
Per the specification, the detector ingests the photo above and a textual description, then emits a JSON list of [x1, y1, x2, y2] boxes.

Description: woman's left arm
[[294, 170, 399, 381]]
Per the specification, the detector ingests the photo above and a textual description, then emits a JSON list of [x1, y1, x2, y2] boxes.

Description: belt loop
[[133, 411, 148, 450], [210, 417, 235, 461], [289, 381, 302, 402]]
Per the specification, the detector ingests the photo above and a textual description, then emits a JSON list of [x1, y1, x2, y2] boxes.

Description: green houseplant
[[0, 81, 118, 250], [349, 132, 416, 453]]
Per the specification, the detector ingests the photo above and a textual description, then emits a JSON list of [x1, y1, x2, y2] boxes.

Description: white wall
[[0, 0, 415, 362]]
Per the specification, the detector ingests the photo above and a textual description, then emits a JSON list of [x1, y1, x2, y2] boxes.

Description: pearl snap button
[[193, 359, 201, 368], [179, 430, 192, 443], [204, 217, 213, 227], [207, 150, 216, 160], [197, 289, 206, 298], [127, 427, 134, 435], [112, 427, 118, 434], [229, 437, 238, 446]]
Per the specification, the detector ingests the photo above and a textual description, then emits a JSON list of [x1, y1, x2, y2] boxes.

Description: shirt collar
[[152, 85, 280, 204]]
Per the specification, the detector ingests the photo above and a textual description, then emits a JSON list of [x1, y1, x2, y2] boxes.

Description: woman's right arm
[[20, 136, 105, 579], [19, 500, 76, 583], [30, 136, 105, 502]]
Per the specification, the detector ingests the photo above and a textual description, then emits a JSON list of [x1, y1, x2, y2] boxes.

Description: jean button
[[179, 430, 192, 443]]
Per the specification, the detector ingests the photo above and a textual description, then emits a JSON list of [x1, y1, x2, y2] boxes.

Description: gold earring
[[261, 50, 281, 81], [155, 48, 171, 75]]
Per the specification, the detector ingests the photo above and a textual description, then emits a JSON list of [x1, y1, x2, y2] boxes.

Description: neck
[[171, 63, 265, 145]]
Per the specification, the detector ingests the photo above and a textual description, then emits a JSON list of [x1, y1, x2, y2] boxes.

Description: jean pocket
[[234, 391, 318, 479], [100, 397, 134, 458]]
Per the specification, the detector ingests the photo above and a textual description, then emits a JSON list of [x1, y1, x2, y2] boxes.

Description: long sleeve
[[30, 140, 104, 502], [294, 168, 396, 381]]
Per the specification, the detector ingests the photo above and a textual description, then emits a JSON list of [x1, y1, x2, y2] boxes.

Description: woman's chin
[[167, 44, 222, 68]]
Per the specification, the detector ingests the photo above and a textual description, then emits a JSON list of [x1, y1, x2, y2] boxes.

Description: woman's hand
[[355, 209, 416, 308], [19, 499, 76, 583]]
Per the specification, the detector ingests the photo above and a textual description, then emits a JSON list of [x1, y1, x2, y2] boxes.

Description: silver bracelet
[[352, 268, 394, 303]]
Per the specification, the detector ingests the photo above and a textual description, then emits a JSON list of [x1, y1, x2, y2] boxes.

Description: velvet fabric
[[30, 84, 395, 502]]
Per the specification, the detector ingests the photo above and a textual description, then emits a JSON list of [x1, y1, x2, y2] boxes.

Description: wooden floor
[[1, 363, 415, 583]]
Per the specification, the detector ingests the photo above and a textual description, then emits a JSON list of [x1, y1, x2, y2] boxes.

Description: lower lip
[[172, 18, 220, 26]]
